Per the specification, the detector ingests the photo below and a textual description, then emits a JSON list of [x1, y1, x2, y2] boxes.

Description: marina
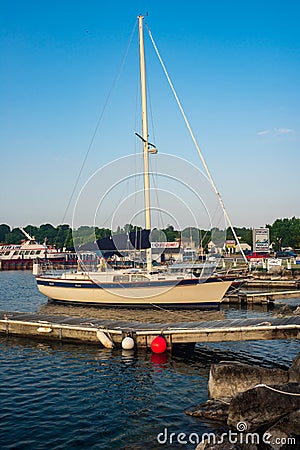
[[226, 288, 300, 304], [0, 308, 300, 350], [0, 270, 299, 449], [1, 309, 300, 349], [32, 14, 234, 309], [0, 227, 77, 271], [1, 3, 300, 448]]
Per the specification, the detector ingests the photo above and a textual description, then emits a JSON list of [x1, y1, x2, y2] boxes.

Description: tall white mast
[[138, 15, 152, 273]]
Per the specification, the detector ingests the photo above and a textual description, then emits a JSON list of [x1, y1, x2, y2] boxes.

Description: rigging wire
[[55, 21, 137, 248], [146, 24, 248, 265]]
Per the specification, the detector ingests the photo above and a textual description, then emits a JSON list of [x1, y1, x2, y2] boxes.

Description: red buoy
[[151, 335, 167, 354]]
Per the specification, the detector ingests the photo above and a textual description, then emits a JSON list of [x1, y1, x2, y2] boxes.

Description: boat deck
[[1, 310, 299, 349]]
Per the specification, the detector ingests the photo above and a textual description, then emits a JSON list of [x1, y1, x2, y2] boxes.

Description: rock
[[276, 304, 294, 316], [227, 383, 300, 431], [293, 306, 300, 315], [196, 438, 236, 450], [265, 409, 300, 450], [185, 399, 229, 422], [196, 436, 258, 450], [208, 362, 288, 400], [269, 266, 284, 276], [289, 352, 300, 383]]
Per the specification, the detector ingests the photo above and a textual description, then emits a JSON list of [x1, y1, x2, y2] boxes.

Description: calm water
[[0, 271, 299, 449]]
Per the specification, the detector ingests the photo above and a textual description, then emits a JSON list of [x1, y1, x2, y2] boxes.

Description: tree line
[[0, 217, 299, 251]]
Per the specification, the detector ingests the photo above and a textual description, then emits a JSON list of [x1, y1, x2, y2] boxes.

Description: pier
[[1, 310, 299, 350], [0, 259, 77, 271], [226, 289, 300, 304], [246, 278, 300, 289]]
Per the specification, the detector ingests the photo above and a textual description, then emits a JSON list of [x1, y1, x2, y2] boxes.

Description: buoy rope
[[149, 302, 188, 321], [105, 328, 114, 342], [254, 384, 300, 396], [253, 321, 272, 326], [148, 302, 214, 323], [217, 399, 231, 405], [149, 301, 198, 325], [149, 302, 169, 312]]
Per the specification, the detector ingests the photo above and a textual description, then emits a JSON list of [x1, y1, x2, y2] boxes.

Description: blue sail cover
[[129, 229, 151, 250], [79, 229, 151, 257]]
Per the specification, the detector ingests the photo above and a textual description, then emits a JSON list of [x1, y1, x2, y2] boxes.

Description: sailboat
[[35, 16, 231, 307]]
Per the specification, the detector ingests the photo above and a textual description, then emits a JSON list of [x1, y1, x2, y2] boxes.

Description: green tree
[[226, 227, 252, 247], [181, 227, 201, 246], [72, 226, 96, 247], [162, 225, 180, 242], [24, 225, 39, 240], [95, 227, 111, 240], [5, 228, 24, 244], [38, 224, 57, 245], [55, 224, 72, 249], [0, 224, 10, 242], [268, 217, 300, 250]]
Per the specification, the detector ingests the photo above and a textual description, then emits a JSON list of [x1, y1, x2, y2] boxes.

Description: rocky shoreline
[[186, 353, 300, 449]]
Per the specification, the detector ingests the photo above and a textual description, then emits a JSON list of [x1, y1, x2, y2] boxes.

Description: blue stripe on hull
[[36, 277, 225, 309], [36, 277, 221, 289]]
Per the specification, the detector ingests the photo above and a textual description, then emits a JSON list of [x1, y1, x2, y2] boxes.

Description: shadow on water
[[38, 300, 226, 323], [0, 271, 299, 448]]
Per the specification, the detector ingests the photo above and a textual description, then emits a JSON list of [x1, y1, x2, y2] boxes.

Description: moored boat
[[0, 228, 77, 270], [35, 15, 232, 307], [36, 269, 231, 308]]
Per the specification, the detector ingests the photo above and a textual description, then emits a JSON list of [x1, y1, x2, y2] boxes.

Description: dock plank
[[0, 310, 299, 348]]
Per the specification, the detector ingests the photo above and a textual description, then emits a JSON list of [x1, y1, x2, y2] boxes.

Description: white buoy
[[122, 336, 135, 350], [33, 262, 42, 276], [37, 326, 52, 333], [96, 330, 114, 349]]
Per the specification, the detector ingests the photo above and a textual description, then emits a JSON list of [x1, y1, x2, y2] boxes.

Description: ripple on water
[[0, 271, 299, 449]]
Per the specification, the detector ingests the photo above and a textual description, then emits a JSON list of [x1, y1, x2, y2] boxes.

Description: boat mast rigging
[[138, 15, 153, 273], [146, 26, 248, 265], [19, 227, 35, 241]]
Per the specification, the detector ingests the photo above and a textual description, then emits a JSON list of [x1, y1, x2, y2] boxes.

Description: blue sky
[[1, 0, 299, 230]]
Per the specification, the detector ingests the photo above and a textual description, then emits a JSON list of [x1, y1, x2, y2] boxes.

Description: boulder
[[293, 306, 300, 315], [195, 439, 237, 450], [288, 352, 300, 383], [227, 383, 300, 431], [208, 362, 288, 400], [276, 304, 294, 316], [196, 436, 258, 450], [185, 399, 229, 422], [268, 266, 284, 276], [264, 409, 300, 450]]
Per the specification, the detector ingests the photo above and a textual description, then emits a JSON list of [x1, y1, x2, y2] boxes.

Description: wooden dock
[[246, 279, 300, 289], [226, 289, 300, 304], [1, 310, 299, 350]]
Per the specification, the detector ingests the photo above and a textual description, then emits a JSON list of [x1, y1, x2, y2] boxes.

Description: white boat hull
[[36, 276, 231, 308]]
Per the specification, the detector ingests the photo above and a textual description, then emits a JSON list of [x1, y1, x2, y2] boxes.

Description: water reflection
[[1, 271, 300, 449], [150, 352, 168, 373]]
